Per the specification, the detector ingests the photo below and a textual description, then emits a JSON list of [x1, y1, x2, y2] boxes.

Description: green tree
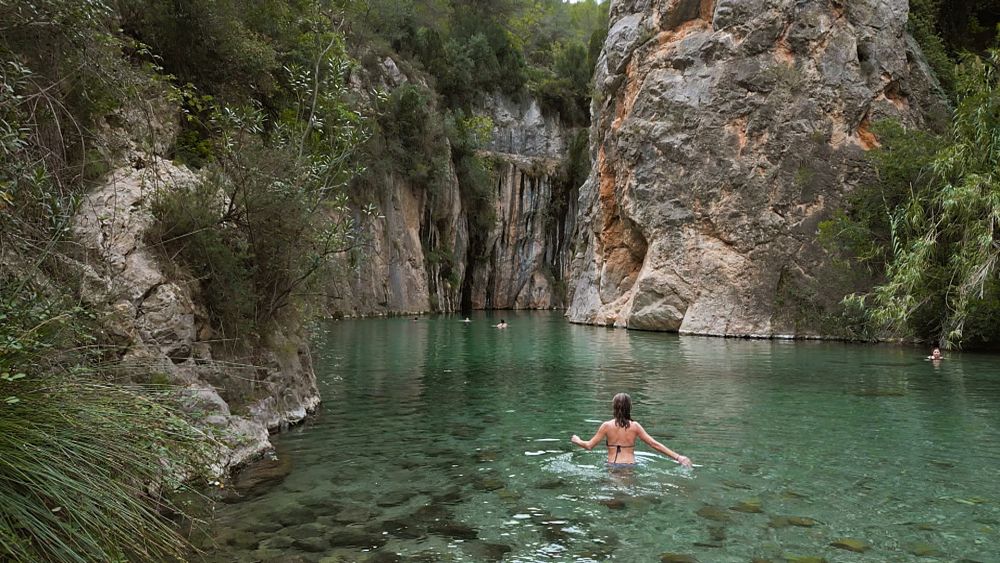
[[909, 0, 1000, 97], [149, 38, 370, 339], [827, 50, 1000, 348]]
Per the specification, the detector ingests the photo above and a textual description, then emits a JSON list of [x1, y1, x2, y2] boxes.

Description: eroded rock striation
[[72, 102, 318, 473], [326, 61, 577, 316], [568, 0, 947, 336]]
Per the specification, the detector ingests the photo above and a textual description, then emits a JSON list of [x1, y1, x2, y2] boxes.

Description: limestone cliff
[[71, 99, 318, 473], [326, 60, 577, 316], [568, 0, 948, 336], [467, 95, 576, 310]]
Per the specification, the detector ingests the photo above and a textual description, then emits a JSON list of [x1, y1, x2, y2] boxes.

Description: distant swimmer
[[571, 393, 692, 469], [927, 347, 943, 361], [462, 317, 472, 323], [495, 319, 508, 329]]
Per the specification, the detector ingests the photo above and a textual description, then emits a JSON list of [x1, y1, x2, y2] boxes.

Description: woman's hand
[[675, 455, 692, 468]]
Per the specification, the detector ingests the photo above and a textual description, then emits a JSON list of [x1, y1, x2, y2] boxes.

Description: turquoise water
[[201, 311, 1000, 562]]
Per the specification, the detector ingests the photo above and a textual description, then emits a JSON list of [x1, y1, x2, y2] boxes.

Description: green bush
[[909, 0, 1000, 98], [149, 41, 370, 341], [824, 50, 1000, 348], [0, 279, 210, 562]]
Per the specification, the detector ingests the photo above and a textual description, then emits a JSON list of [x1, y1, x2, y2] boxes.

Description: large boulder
[[568, 0, 948, 336]]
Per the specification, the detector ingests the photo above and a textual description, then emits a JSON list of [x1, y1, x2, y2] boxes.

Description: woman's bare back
[[603, 420, 639, 464]]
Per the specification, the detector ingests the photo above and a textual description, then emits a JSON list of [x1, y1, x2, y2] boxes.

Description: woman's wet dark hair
[[613, 393, 631, 428]]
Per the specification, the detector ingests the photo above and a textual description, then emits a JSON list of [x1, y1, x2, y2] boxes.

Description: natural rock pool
[[199, 312, 1000, 562]]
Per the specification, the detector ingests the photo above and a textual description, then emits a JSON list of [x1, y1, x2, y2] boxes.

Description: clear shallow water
[[200, 311, 1000, 562]]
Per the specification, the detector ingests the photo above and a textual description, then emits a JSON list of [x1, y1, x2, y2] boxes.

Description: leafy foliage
[[3, 1, 367, 560], [148, 44, 371, 340], [0, 378, 210, 563], [343, 0, 607, 121], [823, 50, 1000, 347], [909, 0, 1000, 97], [1, 280, 210, 563]]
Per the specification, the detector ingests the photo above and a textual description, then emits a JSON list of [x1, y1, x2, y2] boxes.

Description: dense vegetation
[[338, 0, 607, 303], [821, 2, 1000, 348], [1, 1, 215, 560], [342, 0, 606, 124], [2, 0, 607, 559]]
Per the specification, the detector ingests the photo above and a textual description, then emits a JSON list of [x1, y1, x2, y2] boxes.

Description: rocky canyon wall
[[567, 0, 948, 337], [326, 61, 577, 316], [71, 99, 318, 473]]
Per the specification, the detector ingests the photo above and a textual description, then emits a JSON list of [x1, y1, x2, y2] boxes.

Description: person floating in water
[[462, 317, 472, 323], [571, 393, 692, 468], [928, 347, 943, 361], [494, 319, 508, 329]]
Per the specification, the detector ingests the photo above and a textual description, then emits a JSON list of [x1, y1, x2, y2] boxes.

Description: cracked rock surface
[[567, 0, 948, 337], [73, 157, 319, 474]]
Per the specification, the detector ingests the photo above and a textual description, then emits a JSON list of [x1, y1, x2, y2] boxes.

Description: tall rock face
[[326, 162, 468, 316], [568, 0, 947, 336], [72, 99, 318, 473], [466, 156, 577, 310], [467, 96, 576, 310], [327, 61, 576, 316]]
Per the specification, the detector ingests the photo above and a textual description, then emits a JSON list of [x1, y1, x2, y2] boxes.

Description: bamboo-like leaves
[[853, 49, 1000, 347]]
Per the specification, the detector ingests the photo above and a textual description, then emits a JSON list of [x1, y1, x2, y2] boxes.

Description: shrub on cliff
[[0, 282, 211, 562], [1, 2, 262, 560], [823, 49, 1000, 348], [910, 0, 1000, 97], [147, 37, 371, 342]]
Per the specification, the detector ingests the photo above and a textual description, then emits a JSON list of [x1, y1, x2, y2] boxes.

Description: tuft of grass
[[0, 381, 212, 563]]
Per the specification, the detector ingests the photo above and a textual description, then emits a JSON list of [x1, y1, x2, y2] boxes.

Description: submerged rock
[[333, 504, 378, 524], [696, 505, 732, 522], [660, 554, 698, 563], [729, 498, 763, 513], [781, 490, 808, 500], [908, 542, 944, 557], [474, 449, 498, 463], [601, 498, 628, 510], [226, 452, 293, 501], [535, 478, 566, 490], [429, 521, 479, 540], [787, 516, 819, 527], [214, 528, 259, 550], [430, 486, 463, 505], [328, 528, 387, 549], [721, 480, 753, 490], [473, 477, 505, 492], [830, 538, 870, 553], [258, 535, 294, 550], [496, 488, 524, 502], [769, 515, 819, 527], [274, 505, 316, 527], [375, 490, 416, 507], [462, 541, 513, 562], [292, 536, 329, 553], [376, 518, 425, 540], [283, 522, 328, 540], [363, 551, 404, 563]]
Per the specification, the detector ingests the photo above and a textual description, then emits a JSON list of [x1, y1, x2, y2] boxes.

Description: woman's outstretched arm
[[635, 422, 692, 468], [571, 422, 609, 450]]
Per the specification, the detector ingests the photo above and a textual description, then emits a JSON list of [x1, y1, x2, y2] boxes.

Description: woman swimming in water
[[571, 393, 692, 468]]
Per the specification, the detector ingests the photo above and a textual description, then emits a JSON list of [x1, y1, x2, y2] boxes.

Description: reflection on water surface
[[198, 311, 1000, 562]]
